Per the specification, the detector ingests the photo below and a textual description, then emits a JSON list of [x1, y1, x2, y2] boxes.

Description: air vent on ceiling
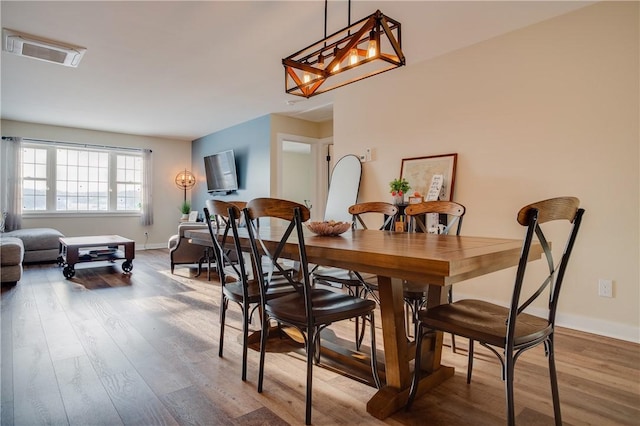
[[2, 28, 86, 67]]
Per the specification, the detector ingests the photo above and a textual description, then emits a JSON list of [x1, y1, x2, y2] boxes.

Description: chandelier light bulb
[[367, 39, 377, 58], [349, 48, 358, 65], [332, 47, 341, 73], [303, 72, 311, 84]]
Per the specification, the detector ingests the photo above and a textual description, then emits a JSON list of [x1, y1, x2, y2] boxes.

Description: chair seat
[[266, 288, 377, 326], [223, 275, 297, 304], [420, 299, 552, 348]]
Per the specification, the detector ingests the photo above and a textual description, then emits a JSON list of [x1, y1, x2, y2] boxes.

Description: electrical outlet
[[365, 147, 373, 161], [598, 279, 613, 298]]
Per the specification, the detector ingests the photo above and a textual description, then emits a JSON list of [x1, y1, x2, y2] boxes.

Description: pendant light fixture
[[283, 1, 405, 98]]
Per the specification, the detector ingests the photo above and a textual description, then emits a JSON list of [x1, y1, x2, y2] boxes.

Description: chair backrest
[[348, 201, 398, 230], [508, 196, 584, 345], [404, 201, 466, 235], [244, 198, 313, 324], [203, 201, 248, 295]]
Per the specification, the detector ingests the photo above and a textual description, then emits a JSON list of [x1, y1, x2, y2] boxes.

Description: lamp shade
[[175, 169, 196, 190]]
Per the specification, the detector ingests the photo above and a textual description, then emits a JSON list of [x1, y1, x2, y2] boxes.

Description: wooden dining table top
[[187, 226, 542, 286]]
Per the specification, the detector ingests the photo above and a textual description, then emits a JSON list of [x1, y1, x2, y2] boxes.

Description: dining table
[[186, 226, 543, 419]]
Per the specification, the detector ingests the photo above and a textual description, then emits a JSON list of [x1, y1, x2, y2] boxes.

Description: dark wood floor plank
[[40, 312, 86, 362], [95, 301, 194, 396], [70, 318, 134, 379], [12, 345, 68, 425], [160, 384, 233, 425], [99, 370, 178, 425], [53, 355, 124, 426]]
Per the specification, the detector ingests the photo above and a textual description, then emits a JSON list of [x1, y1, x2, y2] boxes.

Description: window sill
[[22, 212, 141, 219]]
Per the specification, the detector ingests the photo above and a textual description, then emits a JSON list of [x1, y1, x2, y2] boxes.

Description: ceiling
[[1, 1, 592, 141]]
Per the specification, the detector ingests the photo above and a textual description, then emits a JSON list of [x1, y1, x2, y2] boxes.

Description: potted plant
[[389, 177, 410, 204], [179, 200, 191, 221]]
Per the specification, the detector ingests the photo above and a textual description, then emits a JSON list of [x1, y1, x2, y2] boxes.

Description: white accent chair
[[168, 222, 208, 274]]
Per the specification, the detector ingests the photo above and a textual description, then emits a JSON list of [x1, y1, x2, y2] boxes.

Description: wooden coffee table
[[58, 235, 135, 279]]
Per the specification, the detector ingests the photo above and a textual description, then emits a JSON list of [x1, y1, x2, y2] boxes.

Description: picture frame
[[188, 211, 199, 222], [408, 196, 423, 204], [400, 153, 458, 201]]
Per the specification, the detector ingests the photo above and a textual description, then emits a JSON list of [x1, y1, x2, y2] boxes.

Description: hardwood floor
[[2, 249, 638, 425]]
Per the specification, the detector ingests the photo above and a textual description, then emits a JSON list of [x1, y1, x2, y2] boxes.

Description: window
[[116, 155, 142, 210], [22, 142, 143, 214], [22, 147, 48, 210]]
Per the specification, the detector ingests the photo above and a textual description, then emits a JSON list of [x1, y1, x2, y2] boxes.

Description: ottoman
[[2, 228, 64, 263], [0, 236, 24, 285]]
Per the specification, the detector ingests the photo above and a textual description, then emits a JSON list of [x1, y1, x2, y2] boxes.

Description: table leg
[[366, 276, 454, 419]]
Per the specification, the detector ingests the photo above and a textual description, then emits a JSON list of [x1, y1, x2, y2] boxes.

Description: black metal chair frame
[[403, 201, 466, 346], [244, 198, 381, 425], [312, 201, 398, 349], [204, 204, 253, 380], [406, 197, 585, 426], [204, 203, 297, 382]]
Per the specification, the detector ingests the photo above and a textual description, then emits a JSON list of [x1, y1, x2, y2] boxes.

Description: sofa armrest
[[178, 222, 208, 238]]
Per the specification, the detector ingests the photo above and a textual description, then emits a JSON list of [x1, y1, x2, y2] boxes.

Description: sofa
[[1, 228, 64, 263], [0, 237, 24, 285]]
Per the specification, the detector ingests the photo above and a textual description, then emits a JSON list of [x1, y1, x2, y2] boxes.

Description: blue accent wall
[[191, 115, 271, 215]]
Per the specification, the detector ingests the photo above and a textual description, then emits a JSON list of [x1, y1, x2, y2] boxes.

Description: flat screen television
[[204, 150, 239, 194]]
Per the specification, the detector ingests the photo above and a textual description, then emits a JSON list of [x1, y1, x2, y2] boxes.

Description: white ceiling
[[1, 1, 592, 141]]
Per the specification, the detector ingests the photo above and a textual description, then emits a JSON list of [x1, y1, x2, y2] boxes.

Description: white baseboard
[[136, 243, 167, 250], [454, 292, 639, 344]]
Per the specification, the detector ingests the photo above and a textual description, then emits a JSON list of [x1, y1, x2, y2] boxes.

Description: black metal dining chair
[[312, 201, 398, 349], [243, 197, 381, 425], [406, 196, 585, 426], [403, 200, 466, 349], [203, 201, 296, 381]]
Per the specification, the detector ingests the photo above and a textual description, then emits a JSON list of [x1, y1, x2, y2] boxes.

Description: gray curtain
[[140, 149, 153, 226], [1, 137, 23, 231]]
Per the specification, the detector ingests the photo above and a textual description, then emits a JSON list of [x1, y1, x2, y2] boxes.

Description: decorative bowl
[[306, 221, 351, 236]]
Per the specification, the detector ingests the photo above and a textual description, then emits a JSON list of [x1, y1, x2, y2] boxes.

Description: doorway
[[277, 134, 332, 221]]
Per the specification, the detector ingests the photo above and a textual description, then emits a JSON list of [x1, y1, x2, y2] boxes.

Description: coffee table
[[58, 235, 135, 279]]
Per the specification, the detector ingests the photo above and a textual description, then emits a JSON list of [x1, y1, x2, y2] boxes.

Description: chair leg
[[504, 354, 516, 426], [305, 329, 315, 425], [546, 338, 562, 426], [467, 339, 474, 384], [356, 315, 367, 351], [406, 323, 425, 411], [354, 285, 367, 351], [445, 286, 457, 352], [354, 315, 362, 351], [219, 297, 227, 358], [369, 312, 381, 389], [257, 313, 269, 393], [241, 302, 249, 381], [413, 298, 421, 340]]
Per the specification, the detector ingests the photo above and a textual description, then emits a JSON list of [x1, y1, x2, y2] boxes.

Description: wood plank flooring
[[2, 249, 638, 425]]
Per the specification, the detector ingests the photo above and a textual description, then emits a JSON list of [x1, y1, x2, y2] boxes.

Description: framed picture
[[400, 153, 458, 201], [408, 196, 423, 204], [188, 211, 199, 222]]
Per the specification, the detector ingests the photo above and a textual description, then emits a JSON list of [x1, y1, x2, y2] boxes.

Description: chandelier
[[283, 2, 405, 98]]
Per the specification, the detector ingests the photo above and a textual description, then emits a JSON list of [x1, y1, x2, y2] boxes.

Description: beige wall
[[1, 119, 191, 248], [333, 2, 639, 341]]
